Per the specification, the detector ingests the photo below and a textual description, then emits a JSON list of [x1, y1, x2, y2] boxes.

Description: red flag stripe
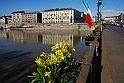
[[84, 13, 93, 28]]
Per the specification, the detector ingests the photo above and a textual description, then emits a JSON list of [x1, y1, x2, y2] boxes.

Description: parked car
[[110, 22, 116, 26], [122, 22, 124, 28], [116, 22, 123, 27]]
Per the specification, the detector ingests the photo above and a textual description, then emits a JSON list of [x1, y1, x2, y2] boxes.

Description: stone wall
[[33, 23, 92, 30]]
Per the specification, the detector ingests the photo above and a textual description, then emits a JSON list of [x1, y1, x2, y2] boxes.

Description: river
[[0, 29, 91, 83]]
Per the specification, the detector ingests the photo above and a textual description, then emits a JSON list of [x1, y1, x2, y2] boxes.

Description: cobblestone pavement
[[101, 27, 124, 83]]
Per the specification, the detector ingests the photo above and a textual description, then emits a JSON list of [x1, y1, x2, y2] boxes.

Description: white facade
[[104, 16, 116, 22], [42, 8, 83, 23], [7, 16, 12, 24], [0, 16, 6, 24], [11, 11, 25, 24], [0, 16, 12, 28]]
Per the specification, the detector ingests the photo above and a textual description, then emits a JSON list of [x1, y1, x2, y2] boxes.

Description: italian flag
[[82, 0, 93, 28]]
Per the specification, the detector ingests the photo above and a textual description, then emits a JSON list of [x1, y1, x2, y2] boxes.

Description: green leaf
[[64, 66, 69, 69]]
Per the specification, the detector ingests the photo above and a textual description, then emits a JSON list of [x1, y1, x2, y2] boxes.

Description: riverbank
[[1, 23, 94, 31]]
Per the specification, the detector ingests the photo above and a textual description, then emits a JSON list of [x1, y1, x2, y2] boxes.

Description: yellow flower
[[45, 72, 51, 78], [48, 81, 54, 83], [71, 47, 76, 52], [64, 42, 69, 48], [59, 42, 64, 48], [59, 55, 66, 60], [53, 57, 58, 64], [55, 43, 59, 49], [62, 48, 67, 53], [35, 57, 46, 68], [40, 63, 46, 68], [46, 60, 53, 65], [67, 53, 72, 57], [51, 45, 56, 51], [35, 57, 42, 65], [49, 53, 56, 59], [40, 52, 45, 57], [55, 49, 62, 54]]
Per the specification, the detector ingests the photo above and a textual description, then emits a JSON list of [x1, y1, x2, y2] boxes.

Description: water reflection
[[0, 30, 91, 45], [0, 29, 91, 83]]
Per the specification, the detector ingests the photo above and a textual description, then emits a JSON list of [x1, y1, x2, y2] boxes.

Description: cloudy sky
[[0, 0, 124, 18]]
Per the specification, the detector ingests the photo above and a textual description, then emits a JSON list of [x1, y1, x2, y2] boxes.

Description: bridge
[[76, 25, 124, 83]]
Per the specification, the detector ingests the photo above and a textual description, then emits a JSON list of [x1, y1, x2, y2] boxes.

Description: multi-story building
[[0, 16, 12, 28], [1, 8, 85, 27], [0, 16, 8, 24], [11, 11, 25, 24], [0, 16, 12, 24], [11, 11, 42, 24], [104, 16, 117, 22], [42, 8, 84, 23], [22, 12, 42, 23], [6, 16, 12, 24]]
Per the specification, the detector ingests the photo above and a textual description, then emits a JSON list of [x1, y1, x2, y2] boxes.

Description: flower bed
[[28, 42, 81, 83], [85, 34, 94, 41]]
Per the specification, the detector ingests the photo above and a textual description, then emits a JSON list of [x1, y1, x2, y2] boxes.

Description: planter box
[[85, 37, 94, 41], [85, 37, 94, 46]]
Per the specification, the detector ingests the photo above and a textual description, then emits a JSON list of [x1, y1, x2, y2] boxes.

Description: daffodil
[[71, 47, 76, 52], [59, 42, 64, 48], [59, 55, 66, 60], [35, 57, 42, 65], [40, 52, 46, 57], [46, 59, 53, 65], [49, 53, 56, 59], [45, 72, 51, 78], [40, 63, 46, 68], [61, 48, 67, 53], [67, 53, 72, 57], [51, 45, 56, 51], [55, 49, 62, 54], [29, 42, 79, 83], [35, 57, 46, 68], [53, 57, 58, 64]]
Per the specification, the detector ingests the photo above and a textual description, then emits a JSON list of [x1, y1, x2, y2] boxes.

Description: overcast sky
[[0, 0, 124, 18]]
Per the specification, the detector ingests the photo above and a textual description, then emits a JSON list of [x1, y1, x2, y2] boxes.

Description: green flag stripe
[[82, 0, 88, 11]]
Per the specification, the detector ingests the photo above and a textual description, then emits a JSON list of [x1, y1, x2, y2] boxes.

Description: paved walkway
[[101, 27, 124, 83]]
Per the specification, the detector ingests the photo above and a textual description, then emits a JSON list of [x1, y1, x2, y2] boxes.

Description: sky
[[0, 0, 124, 18]]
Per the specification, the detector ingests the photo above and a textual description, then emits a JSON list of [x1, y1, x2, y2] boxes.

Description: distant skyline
[[0, 0, 124, 18]]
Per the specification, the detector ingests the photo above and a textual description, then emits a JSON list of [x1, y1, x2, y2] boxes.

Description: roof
[[42, 8, 75, 12], [11, 11, 25, 14]]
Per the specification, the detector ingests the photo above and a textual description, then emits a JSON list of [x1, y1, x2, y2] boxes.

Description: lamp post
[[97, 0, 102, 22], [97, 0, 102, 31]]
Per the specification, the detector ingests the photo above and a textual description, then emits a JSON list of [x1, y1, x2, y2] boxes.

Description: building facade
[[104, 16, 117, 22], [1, 8, 85, 28], [22, 12, 42, 23], [0, 16, 6, 24], [0, 16, 11, 24], [11, 11, 25, 24], [42, 8, 84, 23], [11, 11, 42, 24], [0, 16, 12, 28]]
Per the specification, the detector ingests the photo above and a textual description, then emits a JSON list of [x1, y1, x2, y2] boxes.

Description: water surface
[[0, 29, 91, 83]]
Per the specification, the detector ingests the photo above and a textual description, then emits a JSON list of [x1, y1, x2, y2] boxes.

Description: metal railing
[[76, 31, 101, 83]]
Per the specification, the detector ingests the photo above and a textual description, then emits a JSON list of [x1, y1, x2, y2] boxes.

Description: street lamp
[[97, 0, 102, 22]]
